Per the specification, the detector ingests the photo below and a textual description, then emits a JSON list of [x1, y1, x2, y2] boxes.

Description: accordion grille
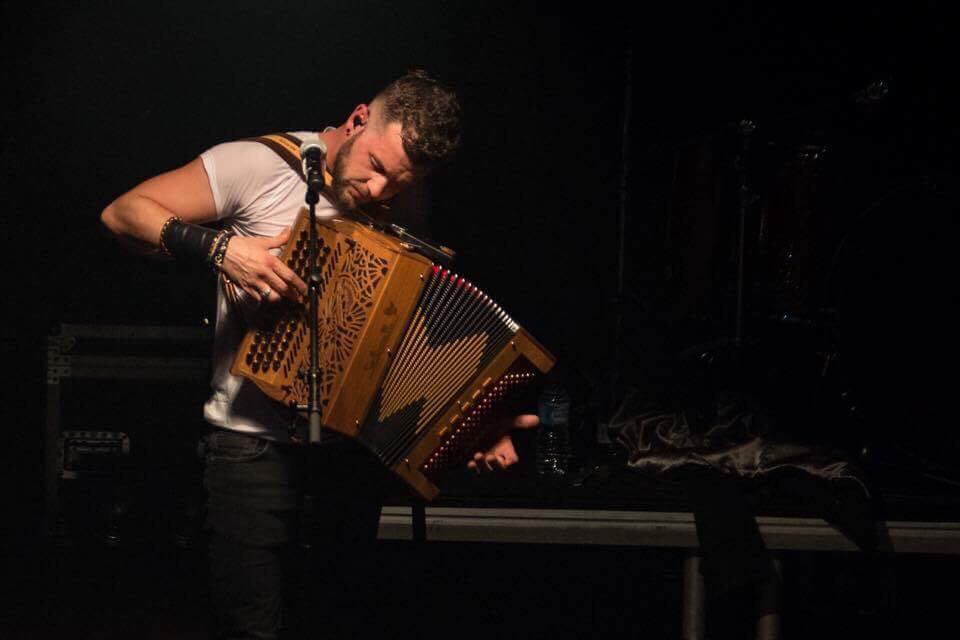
[[421, 362, 538, 479]]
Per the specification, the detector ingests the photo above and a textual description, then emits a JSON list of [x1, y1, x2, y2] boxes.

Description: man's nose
[[367, 175, 388, 200]]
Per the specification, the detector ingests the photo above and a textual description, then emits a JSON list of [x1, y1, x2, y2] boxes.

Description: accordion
[[231, 210, 555, 500]]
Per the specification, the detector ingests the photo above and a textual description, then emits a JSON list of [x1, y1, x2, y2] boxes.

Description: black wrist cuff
[[160, 217, 221, 262]]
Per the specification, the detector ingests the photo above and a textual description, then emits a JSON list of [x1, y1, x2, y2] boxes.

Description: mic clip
[[299, 136, 328, 196]]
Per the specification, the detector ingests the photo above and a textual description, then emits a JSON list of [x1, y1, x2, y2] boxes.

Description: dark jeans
[[203, 428, 399, 639]]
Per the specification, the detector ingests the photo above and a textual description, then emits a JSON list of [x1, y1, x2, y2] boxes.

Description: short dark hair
[[374, 70, 462, 171]]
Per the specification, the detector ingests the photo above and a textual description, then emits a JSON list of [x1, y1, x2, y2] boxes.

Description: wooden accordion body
[[231, 210, 555, 500]]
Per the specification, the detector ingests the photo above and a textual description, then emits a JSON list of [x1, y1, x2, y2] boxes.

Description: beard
[[330, 133, 359, 211]]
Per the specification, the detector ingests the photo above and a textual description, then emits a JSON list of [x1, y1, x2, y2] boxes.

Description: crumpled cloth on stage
[[613, 389, 875, 594], [616, 399, 868, 495]]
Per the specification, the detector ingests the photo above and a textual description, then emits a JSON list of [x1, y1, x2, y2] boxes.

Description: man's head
[[330, 70, 461, 210]]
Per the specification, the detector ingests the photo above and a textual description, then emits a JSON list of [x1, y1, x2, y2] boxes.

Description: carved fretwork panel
[[316, 237, 391, 408]]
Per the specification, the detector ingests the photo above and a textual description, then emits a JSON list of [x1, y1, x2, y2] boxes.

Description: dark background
[[4, 0, 958, 517], [2, 1, 958, 633]]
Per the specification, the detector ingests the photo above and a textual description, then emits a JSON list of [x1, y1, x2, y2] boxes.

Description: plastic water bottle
[[536, 384, 573, 476]]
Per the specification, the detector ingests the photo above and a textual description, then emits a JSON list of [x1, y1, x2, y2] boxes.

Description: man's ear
[[348, 104, 370, 133]]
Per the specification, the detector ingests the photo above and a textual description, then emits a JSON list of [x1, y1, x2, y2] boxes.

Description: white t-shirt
[[200, 132, 339, 440]]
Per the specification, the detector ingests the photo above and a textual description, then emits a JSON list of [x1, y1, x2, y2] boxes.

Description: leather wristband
[[160, 217, 227, 266]]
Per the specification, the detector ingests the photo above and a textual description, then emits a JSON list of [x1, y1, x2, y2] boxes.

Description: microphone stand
[[296, 148, 327, 561], [304, 163, 325, 444]]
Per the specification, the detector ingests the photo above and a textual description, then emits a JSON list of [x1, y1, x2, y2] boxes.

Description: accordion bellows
[[231, 210, 555, 499]]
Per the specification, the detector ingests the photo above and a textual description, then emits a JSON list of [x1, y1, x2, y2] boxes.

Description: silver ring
[[261, 286, 272, 298]]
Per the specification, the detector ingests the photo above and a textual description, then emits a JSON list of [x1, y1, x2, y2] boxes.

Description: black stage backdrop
[[2, 2, 957, 545]]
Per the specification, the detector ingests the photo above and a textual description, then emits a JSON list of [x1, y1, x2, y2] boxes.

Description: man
[[101, 70, 537, 638]]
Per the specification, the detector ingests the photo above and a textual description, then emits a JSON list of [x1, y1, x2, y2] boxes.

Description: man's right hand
[[221, 227, 307, 304]]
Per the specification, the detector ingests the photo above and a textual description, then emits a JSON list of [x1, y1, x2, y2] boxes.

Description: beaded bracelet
[[207, 230, 228, 261], [158, 216, 182, 256], [210, 232, 234, 272]]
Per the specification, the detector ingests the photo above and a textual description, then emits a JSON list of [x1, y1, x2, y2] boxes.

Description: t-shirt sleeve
[[199, 140, 289, 221]]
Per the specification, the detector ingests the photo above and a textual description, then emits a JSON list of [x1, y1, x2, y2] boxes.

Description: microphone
[[300, 134, 327, 192]]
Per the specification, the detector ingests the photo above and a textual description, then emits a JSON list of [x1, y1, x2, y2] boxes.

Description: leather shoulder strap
[[245, 133, 306, 183]]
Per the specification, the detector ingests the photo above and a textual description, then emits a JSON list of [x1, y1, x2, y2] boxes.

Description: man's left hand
[[467, 414, 539, 473]]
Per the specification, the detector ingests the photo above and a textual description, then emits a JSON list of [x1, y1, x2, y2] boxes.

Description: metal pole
[[682, 551, 706, 640], [734, 119, 756, 348], [609, 45, 633, 422], [755, 555, 782, 640]]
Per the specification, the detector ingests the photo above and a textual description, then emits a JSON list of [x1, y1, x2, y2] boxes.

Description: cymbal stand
[[733, 119, 757, 350]]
